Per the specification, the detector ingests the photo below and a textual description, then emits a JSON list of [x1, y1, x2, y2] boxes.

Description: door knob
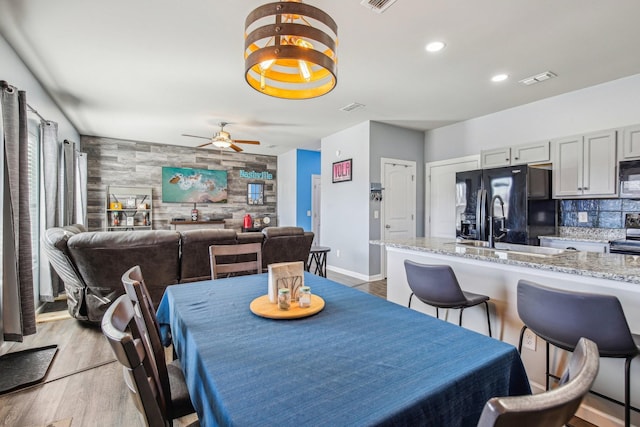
[[385, 224, 391, 229]]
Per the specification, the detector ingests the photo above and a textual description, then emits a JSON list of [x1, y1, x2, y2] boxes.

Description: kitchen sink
[[493, 242, 570, 256], [454, 239, 572, 257], [454, 239, 491, 248]]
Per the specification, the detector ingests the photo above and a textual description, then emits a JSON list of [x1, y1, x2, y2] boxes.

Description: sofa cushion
[[67, 230, 181, 321], [262, 226, 304, 238], [261, 227, 314, 269], [179, 229, 238, 283]]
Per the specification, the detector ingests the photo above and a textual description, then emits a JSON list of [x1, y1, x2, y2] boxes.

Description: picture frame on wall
[[332, 159, 352, 183]]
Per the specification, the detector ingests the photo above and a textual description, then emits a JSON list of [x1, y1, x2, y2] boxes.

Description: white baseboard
[[326, 265, 381, 282]]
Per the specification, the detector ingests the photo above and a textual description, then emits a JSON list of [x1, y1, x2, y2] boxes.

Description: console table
[[170, 220, 225, 231]]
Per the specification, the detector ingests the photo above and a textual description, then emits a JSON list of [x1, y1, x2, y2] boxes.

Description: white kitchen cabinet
[[540, 237, 609, 253], [552, 129, 617, 198], [481, 147, 511, 168], [481, 141, 549, 168], [619, 124, 640, 160]]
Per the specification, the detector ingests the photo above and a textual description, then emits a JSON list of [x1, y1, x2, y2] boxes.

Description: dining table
[[156, 272, 530, 427]]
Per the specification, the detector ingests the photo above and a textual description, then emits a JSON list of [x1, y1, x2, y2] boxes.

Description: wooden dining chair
[[101, 294, 198, 427], [476, 337, 599, 427], [209, 242, 263, 279], [122, 265, 194, 419]]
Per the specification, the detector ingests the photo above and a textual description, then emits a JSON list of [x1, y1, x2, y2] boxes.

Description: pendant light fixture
[[244, 0, 338, 99]]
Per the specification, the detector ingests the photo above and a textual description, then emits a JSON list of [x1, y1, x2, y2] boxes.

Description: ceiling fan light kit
[[244, 1, 338, 99], [183, 122, 260, 152]]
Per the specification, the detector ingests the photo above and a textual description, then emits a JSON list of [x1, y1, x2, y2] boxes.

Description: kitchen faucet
[[488, 195, 507, 248]]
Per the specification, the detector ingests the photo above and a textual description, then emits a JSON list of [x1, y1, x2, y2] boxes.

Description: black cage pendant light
[[244, 0, 338, 99]]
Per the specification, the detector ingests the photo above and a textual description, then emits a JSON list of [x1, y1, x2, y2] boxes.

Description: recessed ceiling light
[[425, 41, 446, 53], [491, 74, 509, 82]]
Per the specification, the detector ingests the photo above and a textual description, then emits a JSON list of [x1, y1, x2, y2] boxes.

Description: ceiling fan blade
[[232, 139, 261, 145], [229, 143, 244, 152], [182, 133, 211, 140], [197, 141, 213, 148]]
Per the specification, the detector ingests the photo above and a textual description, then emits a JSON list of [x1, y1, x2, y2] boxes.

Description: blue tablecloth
[[157, 273, 530, 427]]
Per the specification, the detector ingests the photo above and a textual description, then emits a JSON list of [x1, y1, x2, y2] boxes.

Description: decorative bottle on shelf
[[191, 203, 199, 221], [243, 214, 252, 230]]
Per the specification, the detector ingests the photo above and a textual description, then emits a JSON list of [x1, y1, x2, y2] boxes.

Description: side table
[[307, 246, 331, 277]]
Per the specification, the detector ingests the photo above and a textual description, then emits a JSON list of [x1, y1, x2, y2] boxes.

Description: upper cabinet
[[552, 129, 617, 198], [619, 124, 640, 160], [481, 141, 550, 168]]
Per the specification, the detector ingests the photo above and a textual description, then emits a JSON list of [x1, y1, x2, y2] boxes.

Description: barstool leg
[[545, 341, 550, 391], [518, 326, 527, 353], [408, 293, 414, 308], [436, 307, 440, 319], [459, 308, 464, 326], [483, 301, 492, 338], [625, 356, 632, 427]]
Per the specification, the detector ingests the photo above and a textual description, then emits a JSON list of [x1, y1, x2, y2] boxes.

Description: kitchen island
[[372, 237, 640, 427]]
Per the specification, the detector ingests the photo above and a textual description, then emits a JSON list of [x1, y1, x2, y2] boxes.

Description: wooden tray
[[250, 294, 325, 319]]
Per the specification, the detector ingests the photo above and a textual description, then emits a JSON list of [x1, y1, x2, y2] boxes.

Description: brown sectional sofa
[[43, 225, 313, 323]]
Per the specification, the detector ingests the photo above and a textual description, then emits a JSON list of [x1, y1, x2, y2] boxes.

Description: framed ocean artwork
[[161, 166, 228, 203]]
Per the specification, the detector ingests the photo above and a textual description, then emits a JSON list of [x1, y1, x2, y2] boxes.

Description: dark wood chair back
[[209, 242, 263, 279], [101, 295, 169, 427]]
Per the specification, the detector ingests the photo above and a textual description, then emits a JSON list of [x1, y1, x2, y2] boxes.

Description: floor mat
[[0, 345, 58, 395]]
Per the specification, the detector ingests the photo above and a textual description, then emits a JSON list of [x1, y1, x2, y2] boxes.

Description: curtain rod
[[1, 80, 51, 123], [27, 104, 48, 122]]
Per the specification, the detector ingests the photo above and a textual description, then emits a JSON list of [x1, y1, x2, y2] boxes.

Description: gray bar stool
[[404, 260, 492, 337], [517, 279, 640, 427]]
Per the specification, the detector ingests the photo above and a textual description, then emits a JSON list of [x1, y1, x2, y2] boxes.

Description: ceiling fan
[[182, 122, 260, 152]]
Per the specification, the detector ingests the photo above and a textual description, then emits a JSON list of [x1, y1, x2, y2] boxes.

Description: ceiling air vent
[[519, 71, 557, 86], [360, 0, 398, 13], [339, 102, 365, 112]]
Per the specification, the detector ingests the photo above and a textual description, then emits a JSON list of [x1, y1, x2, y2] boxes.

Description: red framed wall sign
[[332, 159, 352, 183]]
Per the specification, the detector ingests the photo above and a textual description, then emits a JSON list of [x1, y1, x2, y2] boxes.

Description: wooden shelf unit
[[106, 185, 153, 231]]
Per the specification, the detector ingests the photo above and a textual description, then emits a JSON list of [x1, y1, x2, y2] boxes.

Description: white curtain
[[39, 120, 59, 301], [75, 151, 87, 225], [39, 129, 87, 301], [1, 81, 36, 342]]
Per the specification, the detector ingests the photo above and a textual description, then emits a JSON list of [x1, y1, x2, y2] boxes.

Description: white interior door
[[426, 156, 479, 238], [381, 159, 416, 276], [311, 174, 321, 246]]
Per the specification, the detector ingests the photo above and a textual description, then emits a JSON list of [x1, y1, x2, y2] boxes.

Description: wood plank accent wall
[[81, 136, 277, 231]]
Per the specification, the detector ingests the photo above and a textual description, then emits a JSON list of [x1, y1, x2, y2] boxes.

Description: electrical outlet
[[578, 211, 588, 223], [523, 329, 537, 351], [336, 249, 340, 258]]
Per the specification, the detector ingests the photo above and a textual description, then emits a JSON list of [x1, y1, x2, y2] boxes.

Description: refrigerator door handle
[[476, 189, 487, 241]]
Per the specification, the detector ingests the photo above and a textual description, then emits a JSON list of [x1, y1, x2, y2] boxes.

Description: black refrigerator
[[455, 166, 557, 245]]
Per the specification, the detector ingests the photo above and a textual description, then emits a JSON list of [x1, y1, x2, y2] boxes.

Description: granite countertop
[[538, 227, 625, 243], [538, 235, 612, 243], [371, 237, 640, 285]]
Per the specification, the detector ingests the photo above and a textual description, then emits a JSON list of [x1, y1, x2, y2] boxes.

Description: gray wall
[[321, 122, 370, 278], [82, 136, 277, 231], [369, 122, 425, 275], [320, 121, 425, 279]]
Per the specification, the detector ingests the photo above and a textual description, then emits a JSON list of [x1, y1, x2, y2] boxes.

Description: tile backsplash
[[560, 199, 640, 228]]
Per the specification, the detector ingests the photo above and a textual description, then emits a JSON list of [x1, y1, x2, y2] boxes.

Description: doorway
[[425, 155, 479, 238], [381, 158, 416, 277]]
